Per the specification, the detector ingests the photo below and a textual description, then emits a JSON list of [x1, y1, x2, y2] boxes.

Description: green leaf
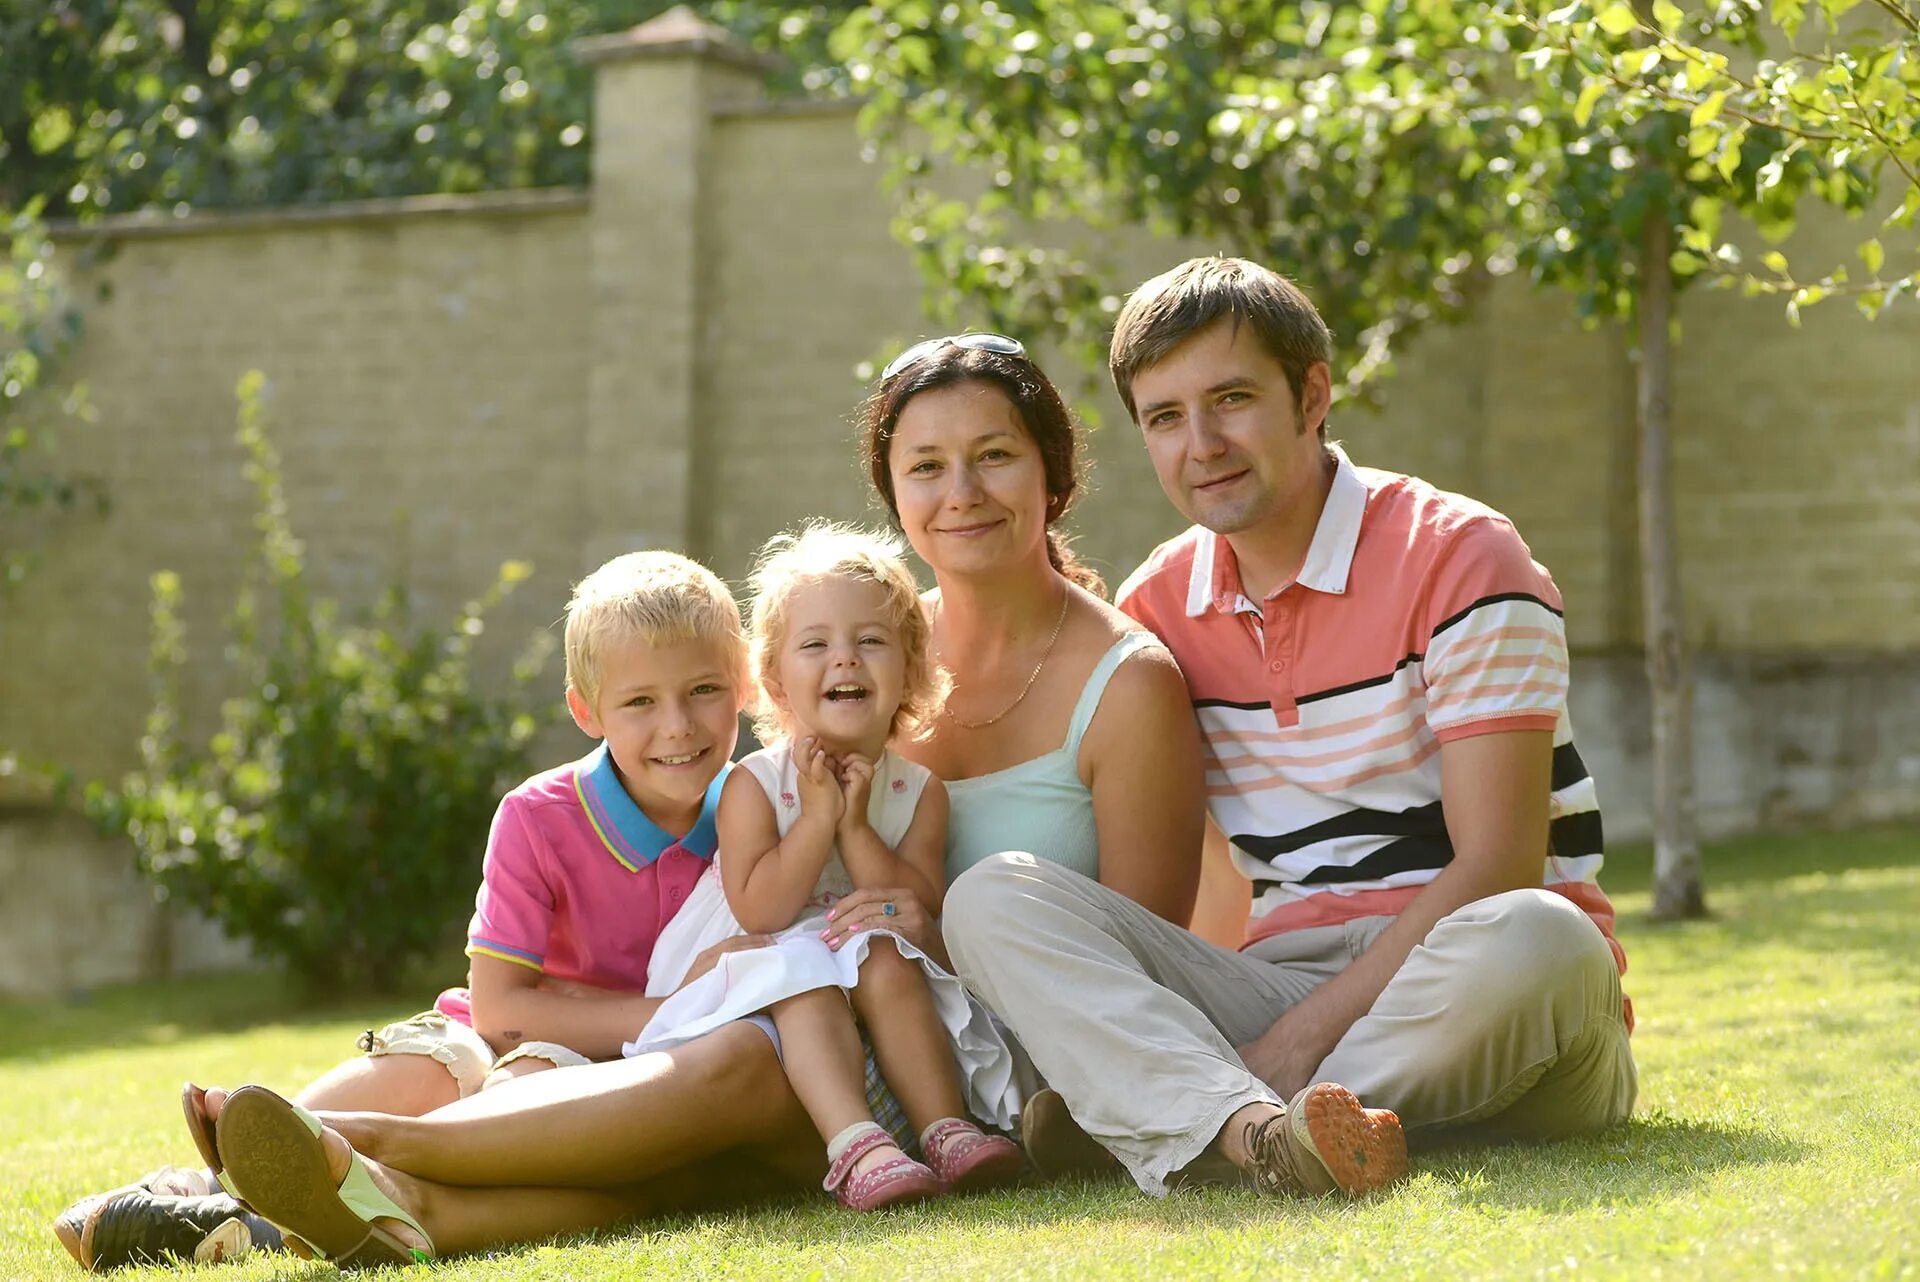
[[1652, 0, 1686, 33], [1596, 3, 1640, 36], [1575, 80, 1610, 127], [1690, 91, 1727, 128], [1860, 239, 1884, 275], [1763, 250, 1791, 273]]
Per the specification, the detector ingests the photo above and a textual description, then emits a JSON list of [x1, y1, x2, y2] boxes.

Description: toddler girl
[[629, 524, 1023, 1210]]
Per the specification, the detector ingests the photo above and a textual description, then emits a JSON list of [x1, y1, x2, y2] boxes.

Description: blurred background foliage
[[0, 0, 861, 219]]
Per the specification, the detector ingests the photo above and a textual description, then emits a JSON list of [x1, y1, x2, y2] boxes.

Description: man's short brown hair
[[1109, 256, 1333, 425]]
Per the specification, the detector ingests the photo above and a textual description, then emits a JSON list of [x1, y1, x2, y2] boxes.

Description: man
[[942, 256, 1635, 1199]]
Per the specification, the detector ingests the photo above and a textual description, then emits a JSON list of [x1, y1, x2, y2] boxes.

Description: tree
[[1492, 0, 1915, 917], [0, 0, 858, 219], [832, 0, 1915, 916]]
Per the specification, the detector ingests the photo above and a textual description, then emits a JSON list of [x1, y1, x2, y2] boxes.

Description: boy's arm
[[467, 954, 666, 1061], [838, 770, 947, 913], [718, 757, 841, 932]]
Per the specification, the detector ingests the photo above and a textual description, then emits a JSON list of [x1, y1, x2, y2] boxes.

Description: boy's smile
[[566, 636, 742, 835]]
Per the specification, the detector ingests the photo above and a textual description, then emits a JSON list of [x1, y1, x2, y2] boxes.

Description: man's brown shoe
[[1019, 1088, 1122, 1179], [1245, 1082, 1407, 1197]]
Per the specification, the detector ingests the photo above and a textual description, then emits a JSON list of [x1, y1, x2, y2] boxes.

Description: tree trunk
[[1636, 213, 1707, 920]]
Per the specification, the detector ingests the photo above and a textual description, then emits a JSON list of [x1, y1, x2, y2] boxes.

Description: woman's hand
[[678, 934, 774, 989], [821, 887, 937, 955], [794, 737, 846, 827]]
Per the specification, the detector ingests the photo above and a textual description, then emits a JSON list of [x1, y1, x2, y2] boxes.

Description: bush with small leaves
[[83, 371, 555, 995]]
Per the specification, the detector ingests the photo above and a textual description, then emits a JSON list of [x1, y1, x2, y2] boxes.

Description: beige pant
[[943, 853, 1636, 1195]]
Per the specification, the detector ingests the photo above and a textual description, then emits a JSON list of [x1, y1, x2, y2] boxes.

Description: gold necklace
[[938, 588, 1071, 730]]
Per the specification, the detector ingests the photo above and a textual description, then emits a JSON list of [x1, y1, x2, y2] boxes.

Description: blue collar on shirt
[[572, 744, 726, 871]]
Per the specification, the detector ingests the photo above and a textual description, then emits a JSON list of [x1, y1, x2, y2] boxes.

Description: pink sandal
[[822, 1128, 942, 1212], [923, 1118, 1026, 1192]]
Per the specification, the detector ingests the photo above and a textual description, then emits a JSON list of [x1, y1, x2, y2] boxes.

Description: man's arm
[[1236, 727, 1553, 1097]]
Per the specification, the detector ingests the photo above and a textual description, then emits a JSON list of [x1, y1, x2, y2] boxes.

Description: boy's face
[[567, 635, 742, 830]]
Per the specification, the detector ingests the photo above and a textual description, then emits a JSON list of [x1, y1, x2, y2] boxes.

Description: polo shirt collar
[[1184, 443, 1369, 617], [573, 744, 725, 872]]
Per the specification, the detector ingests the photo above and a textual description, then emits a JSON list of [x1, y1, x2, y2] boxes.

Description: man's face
[[1131, 319, 1330, 538]]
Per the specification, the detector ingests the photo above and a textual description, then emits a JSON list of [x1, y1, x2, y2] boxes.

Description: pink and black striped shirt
[[1117, 446, 1626, 1003]]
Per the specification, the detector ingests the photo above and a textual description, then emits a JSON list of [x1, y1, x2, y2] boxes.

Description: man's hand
[[678, 934, 773, 989], [1235, 1003, 1338, 1101]]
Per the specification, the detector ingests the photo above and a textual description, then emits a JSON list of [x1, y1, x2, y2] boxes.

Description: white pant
[[943, 853, 1636, 1195]]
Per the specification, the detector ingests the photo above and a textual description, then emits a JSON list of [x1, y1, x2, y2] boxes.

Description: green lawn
[[6, 827, 1918, 1280]]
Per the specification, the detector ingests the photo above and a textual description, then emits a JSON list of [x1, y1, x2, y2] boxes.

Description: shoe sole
[[1295, 1083, 1408, 1195], [1020, 1090, 1121, 1180], [215, 1086, 415, 1269]]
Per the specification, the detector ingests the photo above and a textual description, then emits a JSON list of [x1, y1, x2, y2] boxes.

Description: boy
[[55, 550, 755, 1271]]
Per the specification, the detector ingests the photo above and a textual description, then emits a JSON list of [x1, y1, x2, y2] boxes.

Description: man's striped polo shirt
[[1117, 445, 1626, 990]]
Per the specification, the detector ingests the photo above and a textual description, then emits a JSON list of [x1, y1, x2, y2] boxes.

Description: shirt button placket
[[1267, 596, 1298, 728]]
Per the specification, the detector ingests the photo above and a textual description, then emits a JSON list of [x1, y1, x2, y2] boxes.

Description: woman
[[76, 335, 1205, 1268]]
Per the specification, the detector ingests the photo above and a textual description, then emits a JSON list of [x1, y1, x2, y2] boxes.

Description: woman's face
[[886, 380, 1052, 579]]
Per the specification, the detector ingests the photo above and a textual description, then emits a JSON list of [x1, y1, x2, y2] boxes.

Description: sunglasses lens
[[880, 339, 941, 381], [880, 333, 1026, 381], [958, 333, 1025, 357]]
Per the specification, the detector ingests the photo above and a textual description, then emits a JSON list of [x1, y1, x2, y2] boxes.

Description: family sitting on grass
[[55, 256, 1637, 1272]]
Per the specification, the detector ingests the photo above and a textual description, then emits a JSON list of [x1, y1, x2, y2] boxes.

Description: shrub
[[83, 371, 554, 995]]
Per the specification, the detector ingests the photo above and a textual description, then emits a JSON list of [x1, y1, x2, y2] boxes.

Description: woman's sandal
[[921, 1118, 1026, 1192], [213, 1084, 436, 1268], [180, 1083, 223, 1180], [822, 1128, 942, 1212]]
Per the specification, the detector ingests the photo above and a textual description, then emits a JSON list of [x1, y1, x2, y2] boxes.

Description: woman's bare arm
[[1078, 645, 1206, 924]]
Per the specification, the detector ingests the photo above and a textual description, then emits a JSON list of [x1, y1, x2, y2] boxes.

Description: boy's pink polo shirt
[[434, 746, 722, 1024]]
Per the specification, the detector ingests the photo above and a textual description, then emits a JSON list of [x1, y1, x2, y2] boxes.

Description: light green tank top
[[944, 632, 1165, 883]]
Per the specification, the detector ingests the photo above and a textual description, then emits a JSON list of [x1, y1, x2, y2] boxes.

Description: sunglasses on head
[[880, 332, 1027, 381]]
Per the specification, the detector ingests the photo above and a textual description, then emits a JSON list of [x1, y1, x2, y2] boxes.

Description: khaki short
[[360, 1011, 592, 1099]]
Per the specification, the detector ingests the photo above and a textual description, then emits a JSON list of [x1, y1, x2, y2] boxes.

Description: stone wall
[[2, 14, 1915, 995]]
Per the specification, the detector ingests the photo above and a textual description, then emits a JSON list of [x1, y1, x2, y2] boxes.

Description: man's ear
[[565, 686, 601, 739], [1301, 361, 1333, 436]]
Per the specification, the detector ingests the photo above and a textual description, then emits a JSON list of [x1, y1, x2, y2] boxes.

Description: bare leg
[[202, 1088, 640, 1257], [324, 1022, 821, 1190], [479, 1057, 556, 1093], [767, 988, 873, 1141], [769, 985, 923, 1181], [295, 1052, 462, 1116], [847, 939, 967, 1134]]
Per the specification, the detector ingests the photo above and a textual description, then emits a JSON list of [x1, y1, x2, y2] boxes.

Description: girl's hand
[[793, 737, 846, 826], [821, 887, 936, 954], [678, 934, 774, 989], [837, 753, 875, 833]]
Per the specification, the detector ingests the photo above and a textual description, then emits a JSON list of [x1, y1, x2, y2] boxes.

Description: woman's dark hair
[[858, 344, 1104, 596]]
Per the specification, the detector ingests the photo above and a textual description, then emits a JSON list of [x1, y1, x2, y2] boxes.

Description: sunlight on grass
[[5, 827, 1917, 1280]]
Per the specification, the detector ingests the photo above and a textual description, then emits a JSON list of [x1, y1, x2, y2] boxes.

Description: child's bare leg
[[480, 1058, 556, 1093], [296, 1052, 464, 1116], [848, 938, 967, 1131], [768, 987, 905, 1178]]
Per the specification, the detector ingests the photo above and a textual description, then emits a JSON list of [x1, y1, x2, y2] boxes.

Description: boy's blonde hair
[[564, 551, 746, 706], [747, 523, 946, 744]]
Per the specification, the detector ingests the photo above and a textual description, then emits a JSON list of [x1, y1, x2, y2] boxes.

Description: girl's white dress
[[624, 741, 1021, 1129]]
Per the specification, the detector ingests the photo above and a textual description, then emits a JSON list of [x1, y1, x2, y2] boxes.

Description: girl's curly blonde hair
[[746, 522, 947, 745]]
